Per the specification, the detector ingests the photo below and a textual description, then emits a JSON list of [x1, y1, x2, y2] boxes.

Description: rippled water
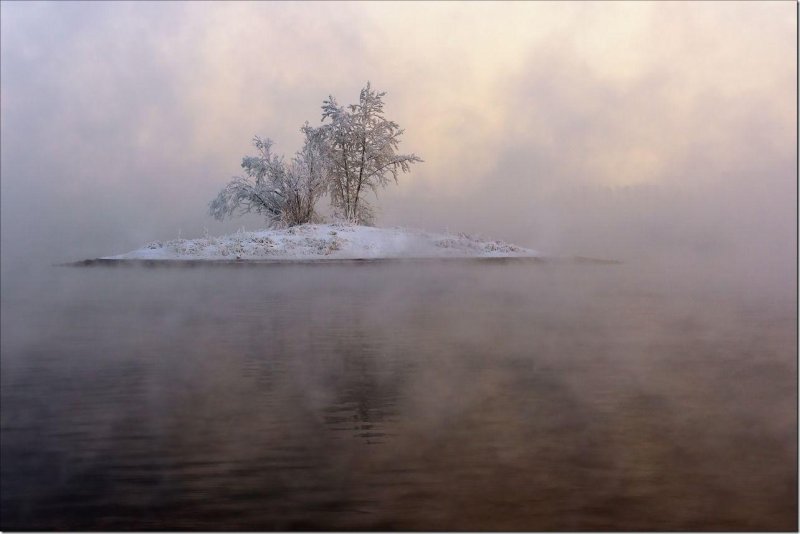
[[1, 261, 795, 530]]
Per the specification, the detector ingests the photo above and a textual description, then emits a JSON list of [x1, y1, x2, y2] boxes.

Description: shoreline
[[60, 256, 621, 268]]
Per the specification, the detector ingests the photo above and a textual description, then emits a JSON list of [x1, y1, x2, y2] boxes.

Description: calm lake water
[[1, 260, 796, 531]]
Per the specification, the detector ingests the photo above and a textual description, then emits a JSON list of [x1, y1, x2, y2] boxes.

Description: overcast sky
[[1, 2, 796, 280]]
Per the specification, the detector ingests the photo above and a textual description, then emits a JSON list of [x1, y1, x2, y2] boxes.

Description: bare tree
[[320, 82, 422, 225]]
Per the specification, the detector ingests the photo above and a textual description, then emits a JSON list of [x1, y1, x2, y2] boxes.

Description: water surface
[[1, 261, 795, 530]]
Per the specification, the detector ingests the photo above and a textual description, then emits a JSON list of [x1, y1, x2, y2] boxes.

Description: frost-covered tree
[[209, 83, 420, 227], [209, 130, 325, 227], [320, 82, 422, 225], [283, 124, 327, 225]]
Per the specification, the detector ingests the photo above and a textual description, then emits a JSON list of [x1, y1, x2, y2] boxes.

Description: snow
[[102, 224, 539, 261]]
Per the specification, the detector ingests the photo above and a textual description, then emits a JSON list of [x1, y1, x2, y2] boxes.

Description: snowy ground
[[103, 224, 539, 261]]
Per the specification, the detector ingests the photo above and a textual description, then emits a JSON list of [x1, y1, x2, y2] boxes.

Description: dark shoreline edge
[[59, 256, 622, 268]]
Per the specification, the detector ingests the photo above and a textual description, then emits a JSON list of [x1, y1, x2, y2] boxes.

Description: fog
[[1, 2, 796, 290], [1, 5, 797, 528]]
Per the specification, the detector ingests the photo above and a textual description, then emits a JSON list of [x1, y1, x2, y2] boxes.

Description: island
[[83, 85, 544, 265], [101, 224, 539, 262]]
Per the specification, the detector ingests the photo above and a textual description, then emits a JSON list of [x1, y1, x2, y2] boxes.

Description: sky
[[0, 1, 796, 282]]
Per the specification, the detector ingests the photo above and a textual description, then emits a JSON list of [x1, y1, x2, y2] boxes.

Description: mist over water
[[1, 1, 796, 531], [1, 261, 795, 530]]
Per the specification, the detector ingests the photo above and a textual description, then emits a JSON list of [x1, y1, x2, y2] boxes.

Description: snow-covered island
[[103, 224, 539, 262], [92, 86, 542, 265]]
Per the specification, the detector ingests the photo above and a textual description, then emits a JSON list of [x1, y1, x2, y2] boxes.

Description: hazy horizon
[[1, 1, 796, 285]]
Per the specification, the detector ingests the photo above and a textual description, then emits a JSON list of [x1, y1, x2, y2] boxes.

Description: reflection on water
[[1, 262, 796, 530]]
